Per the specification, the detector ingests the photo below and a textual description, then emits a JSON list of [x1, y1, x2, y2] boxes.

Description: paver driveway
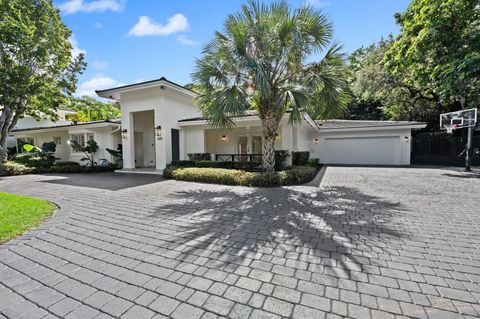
[[0, 167, 479, 319]]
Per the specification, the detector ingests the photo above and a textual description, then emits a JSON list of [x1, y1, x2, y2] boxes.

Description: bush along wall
[[163, 165, 319, 187], [0, 162, 117, 176], [187, 153, 212, 161], [292, 151, 310, 166]]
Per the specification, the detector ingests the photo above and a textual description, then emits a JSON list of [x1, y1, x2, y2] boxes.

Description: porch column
[[122, 111, 135, 169], [280, 124, 294, 165], [154, 109, 165, 170]]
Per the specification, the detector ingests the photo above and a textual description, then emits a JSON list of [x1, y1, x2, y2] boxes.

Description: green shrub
[[0, 162, 35, 176], [55, 161, 80, 167], [187, 153, 211, 161], [163, 165, 318, 187], [196, 160, 233, 169], [171, 160, 196, 167], [0, 162, 116, 176], [292, 151, 310, 166], [274, 150, 289, 171], [307, 158, 319, 167]]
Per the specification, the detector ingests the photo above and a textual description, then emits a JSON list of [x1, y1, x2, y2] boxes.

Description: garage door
[[324, 136, 401, 165]]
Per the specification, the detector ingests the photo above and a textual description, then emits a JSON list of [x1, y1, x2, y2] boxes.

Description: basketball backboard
[[440, 108, 477, 133]]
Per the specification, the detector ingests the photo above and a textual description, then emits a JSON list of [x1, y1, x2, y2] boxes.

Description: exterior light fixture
[[121, 129, 128, 139], [275, 133, 280, 140], [404, 136, 409, 142], [221, 135, 227, 141], [155, 126, 162, 137], [314, 138, 319, 144]]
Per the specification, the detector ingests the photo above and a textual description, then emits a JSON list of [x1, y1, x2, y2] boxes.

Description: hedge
[[163, 165, 318, 187], [291, 151, 310, 166], [0, 162, 116, 176], [187, 153, 211, 161], [170, 160, 263, 171]]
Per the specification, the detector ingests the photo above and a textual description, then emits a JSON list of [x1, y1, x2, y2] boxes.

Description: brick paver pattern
[[0, 167, 479, 319]]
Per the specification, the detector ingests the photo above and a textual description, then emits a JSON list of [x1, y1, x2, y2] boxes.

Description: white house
[[11, 76, 426, 169], [11, 120, 122, 164], [6, 109, 76, 150], [96, 77, 426, 170]]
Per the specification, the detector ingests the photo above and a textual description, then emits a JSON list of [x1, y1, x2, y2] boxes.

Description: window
[[70, 133, 94, 153], [17, 137, 34, 153], [53, 136, 62, 146]]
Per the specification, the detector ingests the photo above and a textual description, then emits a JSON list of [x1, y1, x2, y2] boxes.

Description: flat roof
[[12, 119, 121, 133], [315, 119, 426, 129]]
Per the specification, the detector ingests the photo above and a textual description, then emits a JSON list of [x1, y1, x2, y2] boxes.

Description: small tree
[[70, 140, 98, 167], [192, 1, 350, 173]]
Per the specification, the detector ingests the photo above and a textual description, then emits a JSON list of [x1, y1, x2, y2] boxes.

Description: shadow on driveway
[[41, 172, 166, 191], [149, 185, 408, 275]]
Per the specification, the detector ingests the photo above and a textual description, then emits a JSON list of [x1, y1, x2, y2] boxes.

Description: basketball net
[[444, 124, 457, 134]]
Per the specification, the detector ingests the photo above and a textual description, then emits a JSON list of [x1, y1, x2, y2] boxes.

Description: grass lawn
[[0, 192, 56, 244]]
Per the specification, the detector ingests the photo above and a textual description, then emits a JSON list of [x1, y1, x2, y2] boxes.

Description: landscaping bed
[[0, 161, 116, 176], [163, 165, 320, 187], [0, 192, 56, 244]]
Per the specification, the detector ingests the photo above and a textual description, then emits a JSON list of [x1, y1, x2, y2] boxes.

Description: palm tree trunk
[[261, 113, 278, 173]]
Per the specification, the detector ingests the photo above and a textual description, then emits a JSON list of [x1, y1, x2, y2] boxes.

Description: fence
[[411, 135, 480, 166]]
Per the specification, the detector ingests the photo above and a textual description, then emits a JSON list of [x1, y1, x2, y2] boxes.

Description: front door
[[134, 132, 144, 168], [171, 129, 180, 161]]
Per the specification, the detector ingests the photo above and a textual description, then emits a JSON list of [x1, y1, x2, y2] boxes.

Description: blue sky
[[56, 0, 411, 97]]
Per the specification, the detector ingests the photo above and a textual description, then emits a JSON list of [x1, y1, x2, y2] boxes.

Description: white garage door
[[324, 136, 401, 165]]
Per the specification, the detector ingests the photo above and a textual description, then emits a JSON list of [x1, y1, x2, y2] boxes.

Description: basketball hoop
[[444, 124, 455, 134]]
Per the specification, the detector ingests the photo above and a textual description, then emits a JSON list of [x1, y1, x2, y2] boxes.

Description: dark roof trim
[[12, 120, 121, 133], [95, 77, 197, 95]]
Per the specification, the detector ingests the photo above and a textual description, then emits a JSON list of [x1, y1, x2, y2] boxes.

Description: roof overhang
[[317, 123, 427, 133], [96, 77, 197, 100], [11, 121, 121, 135]]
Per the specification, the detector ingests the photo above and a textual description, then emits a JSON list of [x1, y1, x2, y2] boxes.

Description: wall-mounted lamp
[[121, 129, 128, 139], [221, 135, 227, 141], [275, 133, 280, 140], [314, 138, 319, 144], [404, 136, 409, 142], [155, 126, 162, 137]]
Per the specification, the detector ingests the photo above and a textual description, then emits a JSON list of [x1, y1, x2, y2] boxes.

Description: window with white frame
[[17, 137, 34, 153], [53, 136, 62, 146], [70, 133, 94, 152]]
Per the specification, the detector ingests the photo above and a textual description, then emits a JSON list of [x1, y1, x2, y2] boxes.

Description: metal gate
[[411, 135, 480, 166]]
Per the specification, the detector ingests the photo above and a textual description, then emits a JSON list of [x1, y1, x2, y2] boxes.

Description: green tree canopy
[[192, 0, 350, 172], [384, 0, 480, 110], [65, 96, 121, 122], [0, 0, 86, 162]]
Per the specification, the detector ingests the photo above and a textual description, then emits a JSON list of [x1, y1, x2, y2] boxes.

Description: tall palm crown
[[192, 0, 349, 172]]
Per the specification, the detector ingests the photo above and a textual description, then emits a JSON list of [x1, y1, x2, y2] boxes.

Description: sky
[[55, 0, 412, 98]]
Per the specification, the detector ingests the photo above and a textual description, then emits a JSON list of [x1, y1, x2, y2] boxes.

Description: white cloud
[[92, 59, 109, 70], [59, 0, 125, 15], [76, 75, 125, 97], [177, 35, 197, 46], [95, 22, 103, 28], [305, 0, 330, 8], [128, 14, 189, 37], [69, 35, 86, 59]]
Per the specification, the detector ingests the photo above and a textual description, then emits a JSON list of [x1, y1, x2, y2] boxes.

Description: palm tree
[[192, 0, 350, 173]]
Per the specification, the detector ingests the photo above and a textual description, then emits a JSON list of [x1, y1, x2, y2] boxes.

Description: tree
[[347, 37, 443, 128], [65, 96, 121, 122], [0, 0, 86, 162], [70, 139, 98, 166], [384, 0, 480, 110], [192, 1, 350, 173]]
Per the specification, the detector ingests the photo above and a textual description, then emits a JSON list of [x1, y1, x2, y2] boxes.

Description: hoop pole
[[465, 125, 473, 172]]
